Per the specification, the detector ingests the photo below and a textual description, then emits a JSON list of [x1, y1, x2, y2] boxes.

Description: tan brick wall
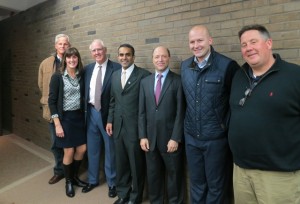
[[0, 0, 299, 177]]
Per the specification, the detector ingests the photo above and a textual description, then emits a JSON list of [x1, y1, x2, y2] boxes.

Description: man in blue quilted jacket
[[181, 25, 239, 204]]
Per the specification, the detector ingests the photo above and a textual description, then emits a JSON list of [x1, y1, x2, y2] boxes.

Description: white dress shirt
[[89, 58, 108, 104]]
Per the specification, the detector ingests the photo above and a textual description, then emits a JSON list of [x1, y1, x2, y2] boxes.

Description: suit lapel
[[115, 69, 122, 91], [123, 65, 138, 91], [157, 71, 173, 105], [148, 74, 156, 105], [85, 63, 96, 99], [102, 60, 113, 91], [86, 63, 95, 85]]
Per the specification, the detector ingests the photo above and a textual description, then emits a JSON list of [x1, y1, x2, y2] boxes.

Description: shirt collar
[[155, 68, 170, 78], [194, 53, 211, 69], [96, 58, 108, 67], [63, 69, 79, 77], [56, 55, 62, 62], [122, 63, 135, 73]]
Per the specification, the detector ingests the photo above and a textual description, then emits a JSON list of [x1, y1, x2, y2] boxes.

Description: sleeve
[[138, 80, 147, 139], [38, 61, 44, 92], [48, 74, 60, 118], [170, 77, 185, 142], [107, 74, 116, 124]]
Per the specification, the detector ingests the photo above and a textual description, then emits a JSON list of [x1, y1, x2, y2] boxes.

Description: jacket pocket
[[204, 77, 222, 93]]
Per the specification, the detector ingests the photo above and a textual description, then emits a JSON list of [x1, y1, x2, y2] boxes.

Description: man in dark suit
[[106, 44, 150, 204], [83, 39, 121, 198], [139, 46, 185, 204]]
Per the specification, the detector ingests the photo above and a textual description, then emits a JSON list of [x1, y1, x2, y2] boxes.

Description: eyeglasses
[[91, 48, 104, 53], [239, 88, 252, 106]]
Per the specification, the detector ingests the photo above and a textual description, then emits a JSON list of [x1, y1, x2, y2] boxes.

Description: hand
[[106, 123, 113, 136], [167, 140, 178, 153], [55, 125, 64, 137], [140, 138, 149, 152]]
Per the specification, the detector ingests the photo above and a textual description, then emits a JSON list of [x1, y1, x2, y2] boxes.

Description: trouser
[[233, 164, 300, 204], [49, 122, 64, 176], [185, 134, 232, 204], [86, 105, 116, 187]]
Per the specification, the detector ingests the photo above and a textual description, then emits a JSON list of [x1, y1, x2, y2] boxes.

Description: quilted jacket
[[181, 46, 239, 140]]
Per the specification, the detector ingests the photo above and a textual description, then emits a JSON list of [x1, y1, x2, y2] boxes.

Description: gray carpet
[[0, 135, 51, 189], [0, 134, 150, 204]]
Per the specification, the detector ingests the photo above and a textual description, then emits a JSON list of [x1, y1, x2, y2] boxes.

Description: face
[[55, 37, 70, 58], [189, 26, 212, 62], [152, 46, 170, 73], [240, 30, 273, 70], [65, 55, 78, 70], [90, 41, 107, 64], [118, 47, 135, 69]]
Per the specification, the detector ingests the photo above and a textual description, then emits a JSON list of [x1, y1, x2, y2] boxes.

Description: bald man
[[181, 25, 239, 204]]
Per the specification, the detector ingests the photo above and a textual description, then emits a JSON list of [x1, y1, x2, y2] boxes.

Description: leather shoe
[[73, 177, 88, 187], [113, 197, 129, 204], [48, 174, 64, 184], [108, 186, 117, 198], [82, 183, 99, 193]]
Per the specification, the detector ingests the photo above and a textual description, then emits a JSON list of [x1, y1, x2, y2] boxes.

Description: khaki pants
[[233, 163, 300, 204]]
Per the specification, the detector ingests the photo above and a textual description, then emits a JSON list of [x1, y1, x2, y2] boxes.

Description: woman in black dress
[[48, 47, 86, 197]]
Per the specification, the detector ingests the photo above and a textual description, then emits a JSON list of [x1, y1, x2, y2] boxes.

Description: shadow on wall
[[0, 49, 12, 135]]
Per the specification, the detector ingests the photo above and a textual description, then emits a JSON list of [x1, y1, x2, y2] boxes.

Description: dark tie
[[155, 74, 162, 105], [94, 66, 102, 111]]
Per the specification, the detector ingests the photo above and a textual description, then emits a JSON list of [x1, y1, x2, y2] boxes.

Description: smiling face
[[240, 30, 273, 71], [152, 46, 170, 73], [90, 41, 107, 64], [118, 47, 135, 69], [189, 26, 212, 62], [55, 37, 70, 58], [66, 55, 78, 70]]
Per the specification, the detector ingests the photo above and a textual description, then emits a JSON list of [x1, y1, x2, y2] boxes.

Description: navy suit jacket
[[84, 59, 121, 126], [138, 71, 185, 152]]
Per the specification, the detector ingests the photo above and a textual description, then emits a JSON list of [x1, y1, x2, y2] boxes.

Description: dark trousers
[[114, 127, 145, 203], [146, 147, 184, 204], [185, 135, 232, 204], [49, 122, 64, 176]]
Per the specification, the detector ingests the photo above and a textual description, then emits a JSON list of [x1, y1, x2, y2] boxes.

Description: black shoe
[[65, 179, 75, 197], [113, 197, 129, 204], [82, 183, 99, 193], [73, 177, 88, 187], [108, 186, 117, 198]]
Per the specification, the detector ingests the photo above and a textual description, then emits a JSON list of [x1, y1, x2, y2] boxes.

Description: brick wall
[[0, 0, 299, 160]]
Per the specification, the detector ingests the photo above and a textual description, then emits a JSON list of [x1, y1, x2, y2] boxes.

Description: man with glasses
[[229, 24, 300, 204], [83, 39, 121, 198]]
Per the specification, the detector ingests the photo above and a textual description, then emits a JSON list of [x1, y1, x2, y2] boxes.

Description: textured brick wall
[[0, 0, 299, 151]]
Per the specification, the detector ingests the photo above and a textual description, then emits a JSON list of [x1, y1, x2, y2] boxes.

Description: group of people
[[38, 23, 300, 204]]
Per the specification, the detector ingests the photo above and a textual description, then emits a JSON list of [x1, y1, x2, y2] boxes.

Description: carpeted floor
[[0, 134, 149, 204], [0, 136, 51, 190]]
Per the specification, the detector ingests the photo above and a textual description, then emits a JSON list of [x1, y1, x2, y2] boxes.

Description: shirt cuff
[[51, 114, 59, 119]]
